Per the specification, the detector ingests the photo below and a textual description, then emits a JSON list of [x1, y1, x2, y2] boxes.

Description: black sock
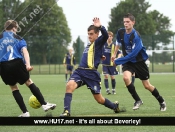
[[152, 88, 164, 103], [28, 83, 46, 105], [65, 74, 67, 81], [104, 79, 109, 89], [127, 83, 141, 101], [132, 76, 135, 84], [12, 90, 28, 113], [111, 79, 116, 89]]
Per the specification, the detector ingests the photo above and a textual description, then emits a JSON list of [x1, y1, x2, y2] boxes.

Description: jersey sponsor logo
[[0, 37, 14, 50], [104, 49, 111, 53]]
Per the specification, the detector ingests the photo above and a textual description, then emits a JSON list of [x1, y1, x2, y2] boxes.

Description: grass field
[[0, 74, 175, 132]]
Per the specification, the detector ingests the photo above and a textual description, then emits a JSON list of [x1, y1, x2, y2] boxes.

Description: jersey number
[[7, 45, 14, 61]]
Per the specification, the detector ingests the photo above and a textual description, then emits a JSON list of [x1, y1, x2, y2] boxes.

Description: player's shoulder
[[117, 28, 125, 34], [13, 34, 23, 40]]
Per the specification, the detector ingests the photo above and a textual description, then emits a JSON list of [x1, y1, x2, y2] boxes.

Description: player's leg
[[110, 75, 116, 94], [142, 80, 166, 111], [123, 71, 142, 110], [17, 60, 56, 112], [103, 66, 111, 94], [10, 84, 30, 117], [0, 60, 29, 117], [60, 69, 82, 117], [92, 93, 120, 113], [25, 79, 56, 112], [109, 66, 118, 95], [131, 73, 135, 84]]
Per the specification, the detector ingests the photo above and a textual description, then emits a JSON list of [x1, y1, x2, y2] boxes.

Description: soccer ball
[[29, 95, 41, 109]]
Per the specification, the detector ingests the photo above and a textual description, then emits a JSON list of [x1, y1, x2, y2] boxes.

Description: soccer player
[[60, 17, 122, 117], [102, 31, 122, 95], [0, 20, 56, 117], [63, 48, 76, 82], [113, 13, 166, 111]]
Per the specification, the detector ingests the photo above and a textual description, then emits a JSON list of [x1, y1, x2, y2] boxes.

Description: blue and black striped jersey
[[115, 28, 148, 65], [0, 31, 26, 62], [79, 26, 108, 69]]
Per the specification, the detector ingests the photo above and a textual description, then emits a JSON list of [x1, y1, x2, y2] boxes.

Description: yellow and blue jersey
[[0, 31, 26, 62], [63, 53, 76, 66], [102, 42, 121, 66], [79, 26, 108, 70]]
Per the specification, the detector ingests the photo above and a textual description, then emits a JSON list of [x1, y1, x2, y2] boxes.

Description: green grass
[[0, 74, 175, 131]]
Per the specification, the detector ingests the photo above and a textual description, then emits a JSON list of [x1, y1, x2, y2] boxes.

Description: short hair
[[123, 13, 135, 21], [87, 25, 99, 33], [108, 31, 113, 37], [4, 20, 18, 30]]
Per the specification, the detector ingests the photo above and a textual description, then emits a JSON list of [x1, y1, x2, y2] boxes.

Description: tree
[[0, 0, 22, 31], [15, 0, 71, 64], [108, 0, 174, 49], [73, 36, 85, 64]]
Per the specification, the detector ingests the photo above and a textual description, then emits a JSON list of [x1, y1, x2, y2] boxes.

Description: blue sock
[[111, 79, 116, 89], [64, 93, 72, 113], [132, 76, 135, 84], [103, 98, 116, 110], [104, 79, 109, 89]]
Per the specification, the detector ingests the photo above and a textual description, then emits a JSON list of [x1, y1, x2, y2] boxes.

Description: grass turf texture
[[0, 74, 174, 131]]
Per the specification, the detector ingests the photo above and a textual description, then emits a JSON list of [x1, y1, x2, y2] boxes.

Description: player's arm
[[93, 17, 108, 44], [22, 47, 33, 71], [114, 37, 143, 65]]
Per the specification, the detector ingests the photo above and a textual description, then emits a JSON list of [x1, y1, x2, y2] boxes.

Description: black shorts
[[122, 61, 149, 80], [0, 59, 29, 85]]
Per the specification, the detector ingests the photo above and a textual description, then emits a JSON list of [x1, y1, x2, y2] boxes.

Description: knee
[[25, 79, 33, 87], [123, 76, 130, 82], [66, 81, 76, 93], [143, 84, 151, 90]]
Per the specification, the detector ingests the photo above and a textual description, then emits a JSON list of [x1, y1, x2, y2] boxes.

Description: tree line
[[0, 0, 174, 64]]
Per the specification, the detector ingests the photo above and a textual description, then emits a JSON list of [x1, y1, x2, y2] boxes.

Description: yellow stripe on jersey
[[87, 42, 94, 69], [110, 44, 115, 65]]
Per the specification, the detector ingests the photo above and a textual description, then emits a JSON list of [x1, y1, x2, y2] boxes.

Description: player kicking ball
[[60, 17, 126, 117]]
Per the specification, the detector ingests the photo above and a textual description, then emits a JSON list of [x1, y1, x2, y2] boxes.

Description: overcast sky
[[58, 0, 175, 44]]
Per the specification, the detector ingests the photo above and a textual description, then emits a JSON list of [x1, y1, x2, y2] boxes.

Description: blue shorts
[[102, 65, 118, 75], [66, 65, 74, 71], [69, 68, 101, 93]]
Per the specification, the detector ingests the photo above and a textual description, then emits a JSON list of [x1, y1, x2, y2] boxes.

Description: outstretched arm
[[93, 17, 108, 44]]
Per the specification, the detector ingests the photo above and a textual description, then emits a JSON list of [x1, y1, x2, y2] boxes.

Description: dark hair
[[123, 13, 135, 21], [4, 20, 18, 30], [87, 25, 99, 33]]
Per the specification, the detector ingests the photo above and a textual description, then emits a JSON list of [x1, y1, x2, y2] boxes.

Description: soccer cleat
[[18, 112, 30, 117], [60, 110, 70, 117], [112, 89, 116, 95], [133, 100, 143, 110], [114, 101, 120, 113], [42, 102, 56, 112], [106, 89, 111, 95], [160, 101, 166, 111]]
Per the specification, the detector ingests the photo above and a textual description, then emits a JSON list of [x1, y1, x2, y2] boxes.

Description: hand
[[111, 55, 116, 62], [101, 55, 106, 61], [26, 65, 33, 71], [93, 17, 101, 28], [113, 58, 118, 66]]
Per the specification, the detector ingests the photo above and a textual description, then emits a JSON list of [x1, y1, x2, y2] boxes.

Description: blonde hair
[[4, 20, 18, 30], [108, 31, 113, 37]]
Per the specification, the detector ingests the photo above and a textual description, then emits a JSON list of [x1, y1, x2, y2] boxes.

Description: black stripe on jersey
[[13, 34, 22, 40]]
